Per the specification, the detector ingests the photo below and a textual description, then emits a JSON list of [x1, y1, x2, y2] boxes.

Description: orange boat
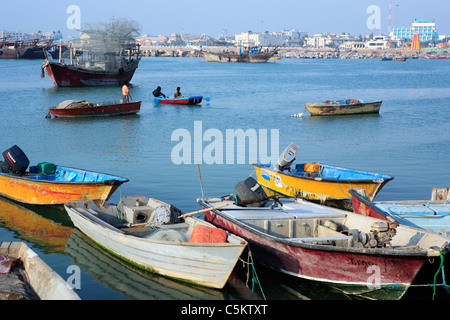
[[0, 145, 128, 205]]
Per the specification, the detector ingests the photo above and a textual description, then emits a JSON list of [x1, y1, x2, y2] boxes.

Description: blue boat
[[350, 188, 450, 235]]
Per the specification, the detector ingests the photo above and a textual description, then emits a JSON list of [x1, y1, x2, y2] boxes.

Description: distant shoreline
[[139, 45, 447, 59]]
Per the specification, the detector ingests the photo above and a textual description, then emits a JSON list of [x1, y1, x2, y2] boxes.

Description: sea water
[[0, 57, 449, 300]]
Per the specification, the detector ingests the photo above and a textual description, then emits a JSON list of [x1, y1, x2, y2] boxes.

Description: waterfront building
[[234, 29, 305, 47], [305, 33, 357, 48], [391, 19, 439, 42]]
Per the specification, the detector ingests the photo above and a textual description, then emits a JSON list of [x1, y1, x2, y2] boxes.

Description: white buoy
[[291, 112, 304, 117]]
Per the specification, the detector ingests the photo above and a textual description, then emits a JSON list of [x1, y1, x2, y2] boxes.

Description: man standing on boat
[[122, 81, 132, 103]]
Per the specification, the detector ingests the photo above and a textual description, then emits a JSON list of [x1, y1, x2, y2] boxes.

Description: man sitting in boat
[[152, 86, 166, 98], [174, 87, 183, 98], [122, 81, 132, 103]]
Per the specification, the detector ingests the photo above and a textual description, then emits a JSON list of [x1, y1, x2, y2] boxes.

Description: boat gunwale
[[304, 100, 383, 108], [45, 60, 140, 76], [48, 100, 142, 112], [0, 165, 129, 185], [197, 198, 448, 258], [64, 202, 246, 249], [253, 163, 394, 184]]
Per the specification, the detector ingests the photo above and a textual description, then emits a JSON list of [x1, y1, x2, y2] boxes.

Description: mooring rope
[[239, 250, 266, 300]]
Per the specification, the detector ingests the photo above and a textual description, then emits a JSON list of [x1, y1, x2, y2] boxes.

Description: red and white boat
[[47, 99, 141, 118], [198, 192, 450, 299]]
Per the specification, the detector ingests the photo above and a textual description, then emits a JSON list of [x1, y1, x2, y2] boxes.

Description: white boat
[[64, 196, 247, 289], [0, 242, 80, 300]]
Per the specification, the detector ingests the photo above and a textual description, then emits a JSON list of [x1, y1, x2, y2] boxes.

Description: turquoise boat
[[350, 188, 450, 235]]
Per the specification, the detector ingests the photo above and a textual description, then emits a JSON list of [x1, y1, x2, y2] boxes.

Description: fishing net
[[73, 18, 141, 54], [150, 204, 184, 227]]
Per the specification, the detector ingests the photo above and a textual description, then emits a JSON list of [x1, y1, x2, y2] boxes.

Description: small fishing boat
[[380, 56, 393, 61], [0, 241, 80, 300], [0, 145, 128, 205], [253, 143, 393, 204], [153, 96, 205, 105], [350, 188, 450, 235], [304, 99, 382, 116], [47, 99, 141, 118], [64, 196, 247, 289], [395, 57, 407, 61], [198, 189, 450, 299]]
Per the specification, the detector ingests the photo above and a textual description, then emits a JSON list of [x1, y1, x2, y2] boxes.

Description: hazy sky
[[1, 0, 449, 38]]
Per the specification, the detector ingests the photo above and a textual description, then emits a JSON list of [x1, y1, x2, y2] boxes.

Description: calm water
[[0, 56, 449, 300]]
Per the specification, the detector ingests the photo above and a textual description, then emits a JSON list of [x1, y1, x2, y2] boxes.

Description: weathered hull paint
[[48, 101, 141, 117], [199, 199, 444, 300], [253, 164, 393, 202], [0, 242, 80, 300], [65, 204, 246, 289], [305, 101, 382, 116], [0, 173, 124, 205], [350, 188, 450, 234], [198, 50, 275, 63], [43, 61, 138, 87]]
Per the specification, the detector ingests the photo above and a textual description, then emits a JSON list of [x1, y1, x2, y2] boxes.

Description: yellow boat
[[0, 166, 128, 205], [253, 163, 393, 202], [0, 145, 128, 205]]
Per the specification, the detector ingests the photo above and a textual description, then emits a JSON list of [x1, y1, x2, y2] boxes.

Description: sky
[[1, 0, 449, 38]]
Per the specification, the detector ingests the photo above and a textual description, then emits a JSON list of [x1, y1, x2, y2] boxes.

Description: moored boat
[[0, 241, 80, 300], [154, 96, 204, 105], [64, 196, 247, 289], [0, 145, 128, 205], [41, 19, 141, 87], [197, 46, 277, 63], [350, 188, 450, 235], [304, 99, 382, 116], [47, 99, 141, 118], [253, 143, 393, 204], [0, 39, 50, 59], [198, 193, 450, 299]]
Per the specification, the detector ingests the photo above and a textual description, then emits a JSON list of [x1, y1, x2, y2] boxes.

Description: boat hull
[[65, 202, 246, 289], [305, 101, 382, 116], [253, 163, 393, 202], [199, 199, 439, 299], [198, 50, 275, 63], [0, 168, 127, 205], [43, 61, 138, 87], [0, 242, 80, 300], [154, 96, 203, 105], [49, 101, 141, 117], [350, 188, 450, 234]]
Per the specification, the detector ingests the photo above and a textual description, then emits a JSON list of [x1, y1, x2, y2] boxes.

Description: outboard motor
[[234, 177, 268, 207], [276, 142, 299, 172], [0, 145, 30, 176]]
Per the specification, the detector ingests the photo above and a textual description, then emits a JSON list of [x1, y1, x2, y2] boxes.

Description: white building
[[305, 33, 357, 48], [365, 35, 389, 49], [234, 29, 305, 47]]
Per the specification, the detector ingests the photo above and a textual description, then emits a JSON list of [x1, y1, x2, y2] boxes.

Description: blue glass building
[[391, 19, 439, 42]]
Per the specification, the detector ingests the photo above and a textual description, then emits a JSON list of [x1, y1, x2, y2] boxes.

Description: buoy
[[291, 112, 304, 117]]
